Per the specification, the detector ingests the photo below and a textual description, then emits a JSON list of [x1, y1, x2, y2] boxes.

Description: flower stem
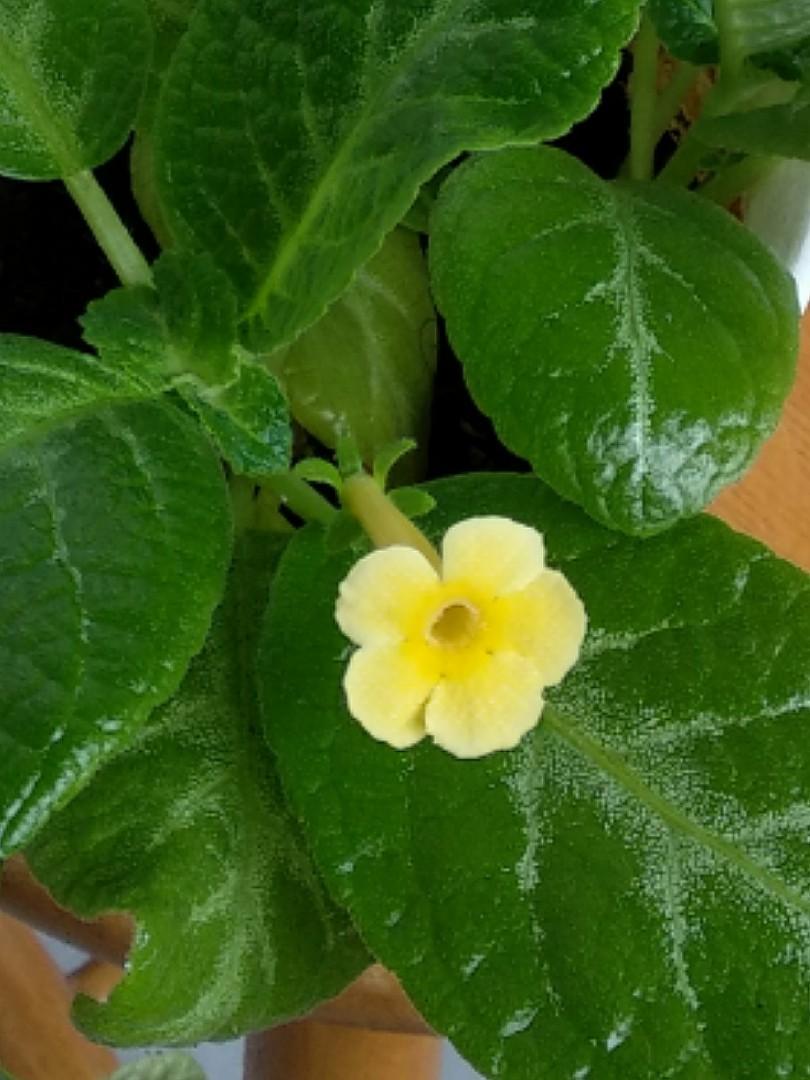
[[63, 169, 153, 289], [342, 472, 441, 570], [262, 471, 336, 526], [627, 14, 661, 182]]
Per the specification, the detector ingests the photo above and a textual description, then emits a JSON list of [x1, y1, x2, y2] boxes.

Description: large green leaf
[[722, 0, 810, 61], [648, 0, 718, 64], [701, 85, 810, 160], [0, 396, 231, 856], [131, 0, 198, 245], [154, 0, 641, 351], [430, 147, 799, 535], [27, 532, 365, 1045], [0, 0, 151, 179], [268, 228, 436, 462], [649, 0, 810, 74], [0, 335, 166, 450], [260, 472, 810, 1079]]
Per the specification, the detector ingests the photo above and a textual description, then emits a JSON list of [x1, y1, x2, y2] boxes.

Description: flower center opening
[[427, 600, 480, 649]]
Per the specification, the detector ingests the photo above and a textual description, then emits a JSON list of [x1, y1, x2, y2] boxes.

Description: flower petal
[[344, 643, 437, 749], [497, 569, 587, 685], [336, 546, 439, 646], [424, 651, 545, 758], [441, 517, 545, 596]]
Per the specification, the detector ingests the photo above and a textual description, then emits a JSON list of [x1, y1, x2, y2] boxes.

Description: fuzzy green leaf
[[27, 532, 365, 1045], [648, 0, 718, 64], [269, 229, 436, 463], [0, 335, 166, 450], [82, 251, 239, 386], [181, 362, 292, 477], [260, 472, 810, 1079], [701, 86, 810, 160], [0, 398, 231, 856], [430, 147, 799, 535], [0, 0, 151, 179], [155, 0, 641, 350]]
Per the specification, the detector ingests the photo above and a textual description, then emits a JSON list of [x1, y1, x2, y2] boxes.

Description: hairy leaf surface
[[82, 251, 239, 386], [0, 336, 166, 452], [0, 0, 151, 179], [268, 228, 436, 462], [261, 472, 810, 1079], [28, 533, 365, 1045], [155, 0, 641, 350], [430, 147, 798, 535], [181, 362, 292, 477], [0, 399, 231, 856]]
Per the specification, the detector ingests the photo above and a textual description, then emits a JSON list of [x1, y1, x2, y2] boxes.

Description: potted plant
[[1, 1, 810, 1078]]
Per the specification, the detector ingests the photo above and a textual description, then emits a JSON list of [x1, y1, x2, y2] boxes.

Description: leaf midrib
[[0, 25, 81, 175], [545, 706, 810, 918], [243, 0, 467, 321]]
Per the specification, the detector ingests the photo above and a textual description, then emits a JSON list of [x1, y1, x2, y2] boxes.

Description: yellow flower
[[335, 516, 586, 758]]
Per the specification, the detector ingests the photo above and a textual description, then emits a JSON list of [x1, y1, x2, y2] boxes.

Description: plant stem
[[651, 61, 699, 145], [699, 155, 776, 206], [342, 473, 441, 569], [627, 14, 661, 181], [657, 123, 710, 187], [263, 471, 337, 526], [63, 169, 153, 289]]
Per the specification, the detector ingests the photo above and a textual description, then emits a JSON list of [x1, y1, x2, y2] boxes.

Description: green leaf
[[268, 229, 436, 462], [430, 147, 799, 535], [0, 0, 151, 179], [110, 1054, 205, 1080], [131, 1, 198, 246], [155, 0, 641, 350], [723, 0, 810, 61], [648, 0, 810, 75], [82, 251, 239, 386], [180, 362, 292, 477], [292, 458, 342, 492], [260, 471, 810, 1080], [648, 0, 718, 64], [27, 532, 365, 1045], [388, 487, 436, 519], [701, 85, 810, 160], [0, 397, 231, 856], [0, 335, 166, 450], [373, 439, 418, 490]]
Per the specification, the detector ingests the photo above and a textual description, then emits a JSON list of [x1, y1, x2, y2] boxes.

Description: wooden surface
[[0, 913, 117, 1080], [243, 1023, 442, 1080], [0, 856, 131, 966], [711, 309, 810, 569]]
